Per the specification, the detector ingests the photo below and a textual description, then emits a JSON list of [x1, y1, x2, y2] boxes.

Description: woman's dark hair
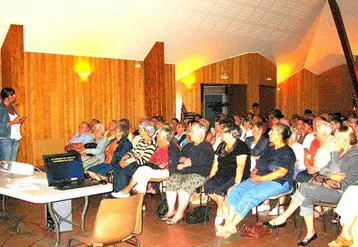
[[171, 118, 179, 123], [222, 123, 242, 139], [254, 121, 267, 132], [274, 123, 292, 142], [1, 87, 15, 100], [303, 118, 313, 127]]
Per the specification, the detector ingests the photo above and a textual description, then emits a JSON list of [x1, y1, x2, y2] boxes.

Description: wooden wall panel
[[277, 69, 319, 118], [163, 64, 176, 121], [319, 64, 356, 116], [24, 52, 145, 165], [178, 53, 276, 115], [1, 24, 27, 162]]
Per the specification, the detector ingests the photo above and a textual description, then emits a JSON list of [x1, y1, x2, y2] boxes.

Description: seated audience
[[204, 123, 250, 226], [328, 185, 358, 247], [199, 118, 214, 143], [245, 121, 269, 171], [265, 126, 358, 246], [171, 118, 179, 132], [161, 122, 214, 224], [64, 121, 93, 152], [330, 117, 343, 134], [111, 121, 157, 197], [104, 120, 119, 141], [110, 127, 180, 197], [300, 119, 315, 149], [86, 122, 132, 181], [173, 121, 187, 147], [216, 123, 295, 238], [81, 123, 109, 170], [240, 118, 253, 141], [90, 118, 100, 133]]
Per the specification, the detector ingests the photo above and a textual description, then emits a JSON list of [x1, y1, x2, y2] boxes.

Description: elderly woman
[[161, 122, 214, 224], [111, 127, 180, 197], [265, 126, 358, 246], [216, 123, 295, 238], [174, 121, 187, 147], [204, 123, 250, 226], [86, 122, 132, 181], [111, 121, 157, 197], [81, 123, 109, 170], [104, 120, 119, 141], [0, 87, 26, 161]]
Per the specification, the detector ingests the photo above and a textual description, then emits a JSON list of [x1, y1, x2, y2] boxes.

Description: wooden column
[[1, 24, 27, 162], [144, 42, 165, 118]]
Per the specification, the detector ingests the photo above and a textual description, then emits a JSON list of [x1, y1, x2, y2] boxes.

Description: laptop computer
[[43, 152, 99, 190]]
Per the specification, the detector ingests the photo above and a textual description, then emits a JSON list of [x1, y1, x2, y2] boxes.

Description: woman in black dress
[[204, 123, 251, 226]]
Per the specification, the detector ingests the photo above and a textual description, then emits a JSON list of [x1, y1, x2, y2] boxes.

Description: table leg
[[81, 196, 89, 231], [2, 195, 6, 211], [47, 202, 60, 247]]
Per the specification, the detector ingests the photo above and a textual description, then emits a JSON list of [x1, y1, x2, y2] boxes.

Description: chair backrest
[[93, 194, 144, 244]]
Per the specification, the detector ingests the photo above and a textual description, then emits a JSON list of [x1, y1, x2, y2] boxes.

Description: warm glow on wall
[[74, 58, 92, 81], [277, 64, 292, 83], [176, 57, 206, 81], [181, 73, 196, 89]]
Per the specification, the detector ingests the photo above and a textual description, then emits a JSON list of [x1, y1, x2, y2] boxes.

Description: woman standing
[[0, 87, 25, 161]]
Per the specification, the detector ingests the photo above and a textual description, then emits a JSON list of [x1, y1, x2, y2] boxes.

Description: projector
[[0, 161, 34, 176]]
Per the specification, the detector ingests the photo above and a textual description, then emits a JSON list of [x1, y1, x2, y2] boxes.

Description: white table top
[[0, 171, 113, 204]]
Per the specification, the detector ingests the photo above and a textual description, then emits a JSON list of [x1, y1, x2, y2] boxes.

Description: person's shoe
[[328, 236, 353, 247], [111, 191, 130, 198], [252, 204, 270, 215], [298, 233, 317, 246], [263, 220, 287, 229], [268, 206, 285, 216], [166, 217, 183, 225]]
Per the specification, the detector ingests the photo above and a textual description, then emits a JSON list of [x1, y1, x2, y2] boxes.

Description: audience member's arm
[[86, 138, 109, 155], [234, 154, 248, 184], [252, 167, 288, 183]]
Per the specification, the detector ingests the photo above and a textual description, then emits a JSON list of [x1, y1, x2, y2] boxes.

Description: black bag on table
[[185, 206, 209, 224]]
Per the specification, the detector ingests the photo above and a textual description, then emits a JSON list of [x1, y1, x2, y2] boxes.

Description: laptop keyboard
[[56, 180, 99, 190]]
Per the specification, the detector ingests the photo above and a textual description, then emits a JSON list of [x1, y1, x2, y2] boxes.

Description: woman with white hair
[[81, 123, 109, 170], [111, 121, 157, 197], [162, 122, 215, 224], [111, 127, 180, 197]]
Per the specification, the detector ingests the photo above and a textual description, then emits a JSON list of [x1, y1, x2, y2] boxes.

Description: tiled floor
[[0, 195, 339, 246]]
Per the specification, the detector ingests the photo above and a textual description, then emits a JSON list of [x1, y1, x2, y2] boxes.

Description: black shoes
[[298, 233, 317, 246], [263, 221, 287, 229]]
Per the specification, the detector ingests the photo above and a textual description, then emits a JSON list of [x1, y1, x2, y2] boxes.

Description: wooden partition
[[319, 64, 356, 116], [1, 24, 27, 162], [277, 69, 319, 118], [178, 53, 276, 114]]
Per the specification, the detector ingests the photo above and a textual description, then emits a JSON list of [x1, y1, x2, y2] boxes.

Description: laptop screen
[[43, 152, 84, 186]]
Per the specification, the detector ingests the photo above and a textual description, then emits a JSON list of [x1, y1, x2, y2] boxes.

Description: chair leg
[[134, 235, 140, 247], [67, 237, 73, 247], [204, 197, 210, 223], [336, 214, 341, 236], [298, 216, 304, 240], [255, 206, 259, 222], [322, 211, 327, 232], [275, 200, 280, 239]]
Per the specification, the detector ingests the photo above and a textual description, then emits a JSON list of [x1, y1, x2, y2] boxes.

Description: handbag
[[185, 206, 209, 224], [240, 221, 272, 239], [157, 198, 168, 218], [309, 174, 341, 190]]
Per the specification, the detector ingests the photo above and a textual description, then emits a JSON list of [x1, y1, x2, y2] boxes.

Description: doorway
[[201, 84, 247, 125], [259, 85, 276, 117]]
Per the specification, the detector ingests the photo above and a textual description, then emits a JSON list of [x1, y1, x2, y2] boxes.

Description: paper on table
[[6, 183, 40, 190]]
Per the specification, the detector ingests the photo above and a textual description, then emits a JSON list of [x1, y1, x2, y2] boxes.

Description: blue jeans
[[227, 178, 290, 218], [113, 162, 138, 192], [0, 138, 19, 161]]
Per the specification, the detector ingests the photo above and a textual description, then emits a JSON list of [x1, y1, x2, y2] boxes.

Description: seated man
[[64, 121, 93, 152]]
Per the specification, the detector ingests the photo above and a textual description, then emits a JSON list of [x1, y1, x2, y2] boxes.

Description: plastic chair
[[67, 194, 144, 247]]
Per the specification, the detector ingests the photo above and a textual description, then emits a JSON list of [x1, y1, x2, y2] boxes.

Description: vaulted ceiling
[[0, 0, 357, 81]]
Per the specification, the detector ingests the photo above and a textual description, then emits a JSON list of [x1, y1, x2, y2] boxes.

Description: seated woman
[[86, 122, 132, 181], [81, 123, 109, 170], [265, 126, 358, 246], [328, 185, 358, 247], [245, 121, 269, 171], [216, 123, 295, 238], [104, 120, 119, 141], [110, 127, 180, 198], [174, 121, 187, 147], [204, 123, 250, 226], [111, 121, 157, 197], [162, 122, 214, 224]]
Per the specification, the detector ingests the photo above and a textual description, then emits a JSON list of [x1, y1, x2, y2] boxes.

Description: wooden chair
[[67, 194, 144, 247]]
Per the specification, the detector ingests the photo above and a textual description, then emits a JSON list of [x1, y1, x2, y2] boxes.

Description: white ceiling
[[0, 0, 356, 81]]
